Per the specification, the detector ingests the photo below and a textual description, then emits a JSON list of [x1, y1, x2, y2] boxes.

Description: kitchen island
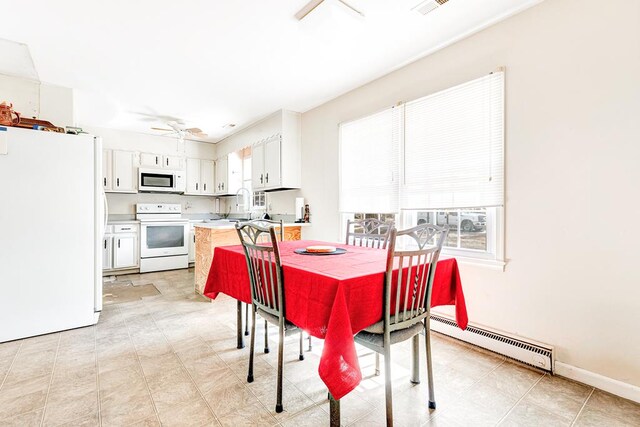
[[194, 222, 305, 294]]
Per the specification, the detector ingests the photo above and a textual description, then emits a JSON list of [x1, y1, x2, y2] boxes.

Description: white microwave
[[138, 168, 186, 193]]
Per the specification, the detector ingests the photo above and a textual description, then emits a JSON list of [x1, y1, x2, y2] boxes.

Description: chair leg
[[411, 334, 420, 384], [375, 353, 380, 376], [236, 300, 244, 349], [299, 331, 304, 360], [247, 307, 256, 383], [384, 345, 394, 427], [275, 321, 284, 413], [264, 320, 269, 353], [244, 303, 250, 336], [329, 393, 340, 427], [425, 319, 436, 409]]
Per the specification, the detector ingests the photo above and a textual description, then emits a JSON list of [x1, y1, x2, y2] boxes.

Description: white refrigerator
[[0, 126, 103, 343]]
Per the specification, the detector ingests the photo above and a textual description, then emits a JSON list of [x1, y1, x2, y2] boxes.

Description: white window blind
[[401, 72, 504, 209], [339, 107, 400, 213]]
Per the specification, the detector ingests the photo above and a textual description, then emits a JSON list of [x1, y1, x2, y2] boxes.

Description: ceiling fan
[[295, 0, 364, 20], [151, 121, 208, 139]]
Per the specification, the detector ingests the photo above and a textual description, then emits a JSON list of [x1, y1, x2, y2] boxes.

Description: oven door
[[140, 221, 188, 258]]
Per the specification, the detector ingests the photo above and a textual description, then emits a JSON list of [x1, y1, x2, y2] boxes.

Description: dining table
[[203, 239, 468, 425]]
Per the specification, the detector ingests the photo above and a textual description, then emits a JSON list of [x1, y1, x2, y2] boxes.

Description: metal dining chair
[[242, 219, 284, 354], [235, 220, 305, 413], [345, 218, 393, 249], [354, 223, 448, 427]]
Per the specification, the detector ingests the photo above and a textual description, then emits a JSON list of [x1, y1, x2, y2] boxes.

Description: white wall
[[0, 75, 74, 128], [300, 0, 640, 388], [83, 125, 219, 215]]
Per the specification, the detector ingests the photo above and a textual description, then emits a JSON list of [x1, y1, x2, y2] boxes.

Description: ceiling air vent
[[412, 0, 449, 16]]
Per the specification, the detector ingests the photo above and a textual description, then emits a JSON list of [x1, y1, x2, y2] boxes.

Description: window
[[338, 71, 505, 266]]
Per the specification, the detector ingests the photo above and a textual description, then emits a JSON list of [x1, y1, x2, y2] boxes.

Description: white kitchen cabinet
[[139, 152, 163, 168], [264, 136, 281, 189], [201, 160, 215, 195], [102, 236, 112, 270], [248, 110, 301, 191], [252, 135, 283, 190], [185, 158, 201, 194], [186, 158, 215, 195], [251, 143, 265, 190], [164, 155, 184, 169], [111, 150, 137, 193], [215, 151, 242, 195], [140, 153, 184, 169], [102, 149, 112, 190], [103, 223, 139, 273], [215, 156, 228, 194], [113, 234, 137, 269]]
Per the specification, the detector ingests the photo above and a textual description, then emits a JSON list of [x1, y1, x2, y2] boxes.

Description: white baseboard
[[555, 361, 640, 404]]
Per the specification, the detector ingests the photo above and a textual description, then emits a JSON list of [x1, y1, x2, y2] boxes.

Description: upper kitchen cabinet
[[103, 149, 137, 193], [185, 158, 215, 195], [248, 110, 301, 191], [215, 151, 242, 195], [140, 152, 184, 169]]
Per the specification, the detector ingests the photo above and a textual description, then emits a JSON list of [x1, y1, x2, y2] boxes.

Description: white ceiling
[[0, 0, 540, 142]]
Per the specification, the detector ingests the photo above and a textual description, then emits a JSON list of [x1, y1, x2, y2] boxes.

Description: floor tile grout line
[[495, 372, 547, 426], [0, 340, 23, 392], [142, 297, 223, 426], [39, 333, 62, 427], [118, 304, 162, 426], [570, 387, 594, 426]]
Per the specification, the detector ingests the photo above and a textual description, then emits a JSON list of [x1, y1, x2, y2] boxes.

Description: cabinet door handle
[[104, 240, 107, 249], [155, 156, 158, 165], [204, 183, 206, 191], [260, 174, 263, 184], [265, 173, 269, 183], [117, 239, 120, 248], [222, 183, 224, 190], [166, 158, 169, 166], [103, 177, 106, 186], [117, 178, 120, 187], [196, 183, 199, 191]]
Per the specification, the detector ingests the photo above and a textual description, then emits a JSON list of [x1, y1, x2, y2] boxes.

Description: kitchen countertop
[[107, 220, 140, 224], [195, 221, 310, 230]]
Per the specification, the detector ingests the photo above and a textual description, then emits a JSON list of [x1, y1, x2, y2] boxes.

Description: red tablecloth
[[204, 240, 468, 400]]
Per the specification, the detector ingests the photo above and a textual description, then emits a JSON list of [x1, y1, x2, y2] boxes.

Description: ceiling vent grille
[[413, 0, 450, 16]]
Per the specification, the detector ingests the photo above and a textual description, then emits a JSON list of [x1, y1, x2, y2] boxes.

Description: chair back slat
[[236, 221, 285, 319], [383, 223, 448, 333], [346, 218, 394, 249]]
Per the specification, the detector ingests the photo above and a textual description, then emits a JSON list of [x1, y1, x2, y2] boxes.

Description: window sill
[[450, 255, 506, 271]]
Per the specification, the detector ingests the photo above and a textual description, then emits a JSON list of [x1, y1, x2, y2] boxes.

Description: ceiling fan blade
[[151, 127, 174, 132], [337, 0, 364, 17], [295, 0, 324, 20]]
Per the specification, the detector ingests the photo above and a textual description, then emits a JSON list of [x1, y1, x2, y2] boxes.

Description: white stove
[[136, 204, 189, 273]]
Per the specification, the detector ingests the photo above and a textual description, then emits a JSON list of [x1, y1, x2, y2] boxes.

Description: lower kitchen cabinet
[[113, 235, 137, 269], [102, 236, 113, 270], [103, 223, 140, 273]]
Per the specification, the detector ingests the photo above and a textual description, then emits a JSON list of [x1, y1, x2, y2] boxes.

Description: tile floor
[[0, 268, 638, 426]]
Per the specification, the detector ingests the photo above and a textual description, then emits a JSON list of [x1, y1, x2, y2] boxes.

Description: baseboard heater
[[430, 314, 554, 372]]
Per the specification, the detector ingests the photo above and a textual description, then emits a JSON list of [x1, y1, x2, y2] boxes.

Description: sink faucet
[[235, 187, 252, 219]]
